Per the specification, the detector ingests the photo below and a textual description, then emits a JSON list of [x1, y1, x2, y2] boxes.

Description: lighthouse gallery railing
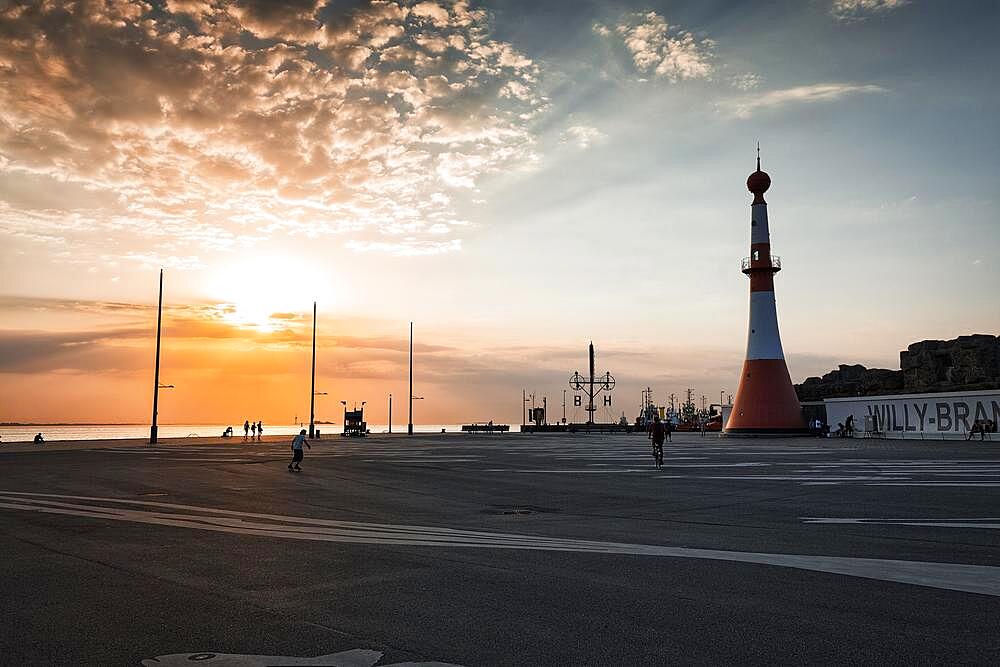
[[741, 255, 781, 272]]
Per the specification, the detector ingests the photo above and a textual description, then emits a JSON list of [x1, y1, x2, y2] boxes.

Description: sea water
[[0, 424, 465, 443]]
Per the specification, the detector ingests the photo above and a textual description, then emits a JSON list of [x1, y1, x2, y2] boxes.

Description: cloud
[[598, 11, 715, 82], [729, 73, 762, 91], [721, 83, 887, 118], [0, 294, 457, 375], [0, 327, 149, 374], [561, 125, 606, 150], [830, 0, 910, 22], [345, 238, 461, 256], [0, 297, 758, 424], [229, 0, 324, 39], [0, 0, 545, 264]]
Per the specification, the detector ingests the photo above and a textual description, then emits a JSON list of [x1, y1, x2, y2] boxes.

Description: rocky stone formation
[[901, 334, 1000, 392], [796, 364, 903, 401], [796, 334, 999, 401]]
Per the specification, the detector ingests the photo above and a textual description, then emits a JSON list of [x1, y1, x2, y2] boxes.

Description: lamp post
[[309, 301, 317, 438], [388, 393, 392, 434], [522, 390, 530, 429], [410, 395, 424, 434], [407, 321, 414, 435], [312, 390, 327, 436], [152, 380, 175, 444], [150, 269, 164, 445]]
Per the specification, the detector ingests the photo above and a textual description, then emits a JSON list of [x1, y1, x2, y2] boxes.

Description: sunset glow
[[204, 258, 332, 330], [0, 0, 997, 426]]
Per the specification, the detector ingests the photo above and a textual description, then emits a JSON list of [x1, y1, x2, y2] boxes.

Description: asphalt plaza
[[1, 433, 998, 665]]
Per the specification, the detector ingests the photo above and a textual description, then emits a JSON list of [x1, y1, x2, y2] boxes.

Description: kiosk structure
[[342, 403, 367, 437]]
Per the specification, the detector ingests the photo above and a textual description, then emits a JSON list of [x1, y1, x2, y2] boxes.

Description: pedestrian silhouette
[[288, 429, 311, 472], [257, 421, 263, 440], [243, 420, 250, 440]]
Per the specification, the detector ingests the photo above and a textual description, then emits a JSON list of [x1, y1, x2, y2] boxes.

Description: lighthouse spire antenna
[[756, 141, 761, 171]]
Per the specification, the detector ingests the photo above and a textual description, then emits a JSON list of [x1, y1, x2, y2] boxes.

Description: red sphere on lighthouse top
[[747, 143, 770, 203], [747, 169, 770, 195]]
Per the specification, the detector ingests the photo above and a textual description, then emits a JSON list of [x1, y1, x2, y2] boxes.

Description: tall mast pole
[[588, 341, 595, 424], [150, 268, 163, 445], [309, 301, 316, 438], [407, 321, 413, 435], [388, 393, 392, 434]]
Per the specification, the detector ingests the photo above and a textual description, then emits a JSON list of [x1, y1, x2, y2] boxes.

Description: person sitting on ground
[[967, 419, 984, 441], [33, 433, 44, 445], [834, 422, 844, 437]]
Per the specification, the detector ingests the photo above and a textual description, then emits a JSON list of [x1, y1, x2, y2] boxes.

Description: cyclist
[[649, 415, 666, 469]]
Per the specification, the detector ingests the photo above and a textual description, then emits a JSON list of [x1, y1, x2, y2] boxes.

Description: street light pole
[[407, 321, 413, 436], [388, 393, 392, 434], [150, 268, 163, 445], [309, 301, 317, 438]]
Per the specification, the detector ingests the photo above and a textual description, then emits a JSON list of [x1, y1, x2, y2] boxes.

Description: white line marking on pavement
[[1, 491, 998, 597], [482, 469, 650, 473], [803, 517, 1000, 529], [864, 482, 1000, 487], [142, 647, 462, 666]]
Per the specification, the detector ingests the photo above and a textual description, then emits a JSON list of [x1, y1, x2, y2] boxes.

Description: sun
[[205, 257, 329, 331]]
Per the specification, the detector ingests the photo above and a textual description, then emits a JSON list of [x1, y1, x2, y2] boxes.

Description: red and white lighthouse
[[725, 148, 806, 434]]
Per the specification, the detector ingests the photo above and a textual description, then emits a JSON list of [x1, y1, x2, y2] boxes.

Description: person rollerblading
[[288, 429, 311, 472]]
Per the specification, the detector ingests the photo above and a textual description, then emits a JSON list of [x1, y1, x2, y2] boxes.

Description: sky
[[0, 0, 998, 426]]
